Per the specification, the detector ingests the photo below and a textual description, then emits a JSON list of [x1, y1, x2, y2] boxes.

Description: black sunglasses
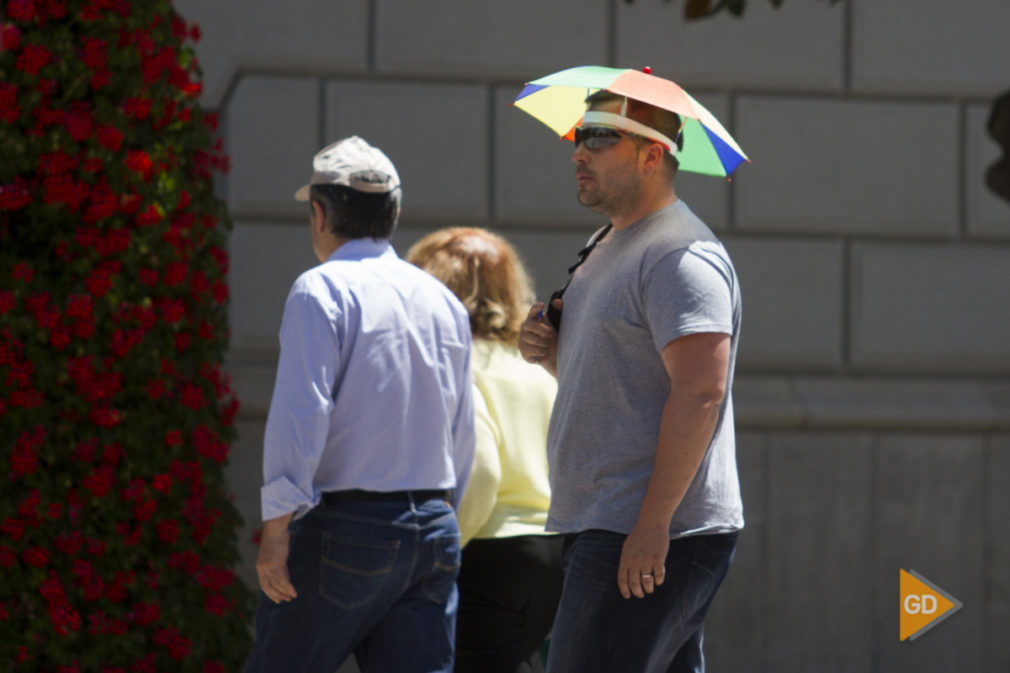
[[573, 126, 627, 151]]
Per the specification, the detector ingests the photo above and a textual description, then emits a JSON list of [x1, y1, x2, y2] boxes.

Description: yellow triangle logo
[[899, 569, 963, 641]]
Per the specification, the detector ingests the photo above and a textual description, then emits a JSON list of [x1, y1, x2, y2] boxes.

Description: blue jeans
[[546, 530, 737, 673], [244, 494, 462, 673]]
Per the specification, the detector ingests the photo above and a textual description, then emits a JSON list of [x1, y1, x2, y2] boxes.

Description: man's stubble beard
[[576, 173, 642, 219]]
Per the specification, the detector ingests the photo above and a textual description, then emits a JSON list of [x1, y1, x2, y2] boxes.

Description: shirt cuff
[[261, 475, 316, 521]]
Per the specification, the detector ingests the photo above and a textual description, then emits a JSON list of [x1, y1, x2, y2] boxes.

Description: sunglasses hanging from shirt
[[545, 223, 613, 331]]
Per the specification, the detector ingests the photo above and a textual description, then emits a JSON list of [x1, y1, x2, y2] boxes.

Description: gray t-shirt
[[545, 200, 744, 538]]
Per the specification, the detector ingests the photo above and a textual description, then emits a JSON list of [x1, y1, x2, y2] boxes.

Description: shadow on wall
[[987, 89, 1010, 204]]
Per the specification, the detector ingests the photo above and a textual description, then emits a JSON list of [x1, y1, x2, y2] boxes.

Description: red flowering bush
[[1, 1, 254, 670]]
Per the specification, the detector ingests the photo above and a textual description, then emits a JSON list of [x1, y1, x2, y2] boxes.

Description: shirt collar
[[327, 237, 396, 262]]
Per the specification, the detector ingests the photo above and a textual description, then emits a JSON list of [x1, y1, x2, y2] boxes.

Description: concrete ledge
[[229, 355, 1010, 433], [733, 376, 1010, 431]]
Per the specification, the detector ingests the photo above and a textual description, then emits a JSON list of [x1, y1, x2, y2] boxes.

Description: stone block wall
[[175, 1, 1010, 670]]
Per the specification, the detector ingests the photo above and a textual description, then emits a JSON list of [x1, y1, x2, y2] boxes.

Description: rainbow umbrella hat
[[512, 65, 749, 178]]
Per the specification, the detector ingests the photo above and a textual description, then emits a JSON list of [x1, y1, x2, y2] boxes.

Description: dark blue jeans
[[244, 494, 462, 673], [546, 530, 737, 673]]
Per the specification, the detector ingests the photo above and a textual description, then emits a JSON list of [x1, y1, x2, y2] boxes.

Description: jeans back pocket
[[320, 532, 401, 610]]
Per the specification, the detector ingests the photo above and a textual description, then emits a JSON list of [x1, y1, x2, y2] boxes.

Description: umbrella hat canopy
[[513, 65, 749, 178]]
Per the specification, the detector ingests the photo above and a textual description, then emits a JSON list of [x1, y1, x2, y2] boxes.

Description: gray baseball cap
[[294, 136, 401, 201]]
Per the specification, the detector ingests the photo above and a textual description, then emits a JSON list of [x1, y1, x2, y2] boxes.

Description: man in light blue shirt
[[244, 137, 475, 673]]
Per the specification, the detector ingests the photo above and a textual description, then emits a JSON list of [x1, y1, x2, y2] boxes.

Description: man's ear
[[311, 200, 327, 232], [639, 142, 666, 175]]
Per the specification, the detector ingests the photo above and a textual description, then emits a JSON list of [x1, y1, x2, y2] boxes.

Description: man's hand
[[518, 301, 560, 376], [617, 523, 668, 599], [256, 514, 298, 604]]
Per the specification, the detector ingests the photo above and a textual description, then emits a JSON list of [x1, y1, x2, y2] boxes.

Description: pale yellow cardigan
[[457, 339, 558, 545]]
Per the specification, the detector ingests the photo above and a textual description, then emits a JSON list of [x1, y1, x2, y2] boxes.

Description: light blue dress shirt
[[261, 238, 475, 521]]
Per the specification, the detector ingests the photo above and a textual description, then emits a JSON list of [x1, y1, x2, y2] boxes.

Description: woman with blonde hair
[[407, 227, 562, 673]]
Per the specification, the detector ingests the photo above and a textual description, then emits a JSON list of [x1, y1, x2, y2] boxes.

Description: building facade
[[173, 2, 1010, 670]]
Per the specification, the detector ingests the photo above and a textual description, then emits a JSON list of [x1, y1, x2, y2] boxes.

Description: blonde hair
[[407, 227, 534, 343]]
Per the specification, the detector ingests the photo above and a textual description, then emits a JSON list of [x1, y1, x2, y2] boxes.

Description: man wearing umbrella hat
[[518, 82, 744, 672]]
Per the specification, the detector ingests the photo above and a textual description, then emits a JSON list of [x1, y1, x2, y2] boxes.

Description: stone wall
[[174, 1, 1010, 670]]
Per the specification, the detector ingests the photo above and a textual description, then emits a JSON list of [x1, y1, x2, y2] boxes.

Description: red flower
[[96, 124, 124, 151], [126, 149, 153, 181], [152, 473, 173, 493], [72, 559, 94, 580], [22, 546, 50, 567], [102, 441, 122, 464], [64, 103, 94, 142], [87, 538, 106, 557], [1, 517, 26, 541], [16, 44, 51, 76], [38, 149, 79, 175], [12, 262, 34, 282], [119, 191, 142, 214], [146, 379, 167, 401], [67, 294, 93, 321], [134, 498, 157, 522], [164, 261, 188, 287], [84, 188, 119, 224], [193, 424, 226, 463], [169, 550, 200, 574], [0, 546, 16, 569], [50, 328, 72, 350], [84, 273, 112, 297], [81, 37, 107, 69], [156, 520, 178, 543], [35, 304, 60, 330], [80, 0, 111, 22], [136, 203, 162, 226], [0, 82, 19, 123], [10, 442, 39, 477], [41, 0, 68, 21], [197, 320, 215, 341], [208, 245, 229, 274], [83, 465, 116, 499], [133, 601, 161, 626], [111, 329, 142, 358], [97, 226, 130, 256], [54, 530, 83, 555], [7, 0, 39, 22], [160, 298, 186, 324], [211, 281, 229, 305], [89, 406, 122, 427], [90, 67, 111, 91], [180, 383, 205, 410], [0, 177, 32, 210], [1, 24, 22, 50], [44, 172, 87, 211], [122, 97, 152, 120], [49, 602, 82, 636], [205, 594, 228, 616], [11, 426, 45, 478], [196, 565, 235, 589], [0, 290, 16, 314], [73, 437, 98, 463]]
